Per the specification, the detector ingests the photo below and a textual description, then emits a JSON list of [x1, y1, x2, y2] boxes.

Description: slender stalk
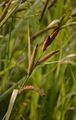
[[31, 25, 58, 41], [31, 21, 76, 41], [39, 0, 50, 21], [48, 0, 57, 9], [0, 75, 29, 102], [0, 0, 21, 27], [61, 22, 76, 29], [0, 0, 11, 22]]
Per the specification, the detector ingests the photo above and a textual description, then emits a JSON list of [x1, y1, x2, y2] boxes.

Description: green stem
[[31, 21, 76, 41], [61, 22, 76, 29]]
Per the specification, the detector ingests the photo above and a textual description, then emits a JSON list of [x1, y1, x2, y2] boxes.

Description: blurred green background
[[0, 0, 76, 120]]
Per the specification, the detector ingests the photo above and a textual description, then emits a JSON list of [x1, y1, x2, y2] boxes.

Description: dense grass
[[0, 0, 76, 120]]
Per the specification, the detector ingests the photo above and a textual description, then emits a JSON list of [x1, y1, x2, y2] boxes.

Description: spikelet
[[37, 50, 59, 65], [28, 44, 38, 75], [42, 28, 59, 51]]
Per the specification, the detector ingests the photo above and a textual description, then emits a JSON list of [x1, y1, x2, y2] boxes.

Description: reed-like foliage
[[0, 0, 76, 120]]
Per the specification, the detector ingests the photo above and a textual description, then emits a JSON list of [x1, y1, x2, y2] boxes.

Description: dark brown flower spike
[[42, 28, 59, 51]]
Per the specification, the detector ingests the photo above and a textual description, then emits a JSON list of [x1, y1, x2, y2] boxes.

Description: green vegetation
[[0, 0, 76, 120]]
